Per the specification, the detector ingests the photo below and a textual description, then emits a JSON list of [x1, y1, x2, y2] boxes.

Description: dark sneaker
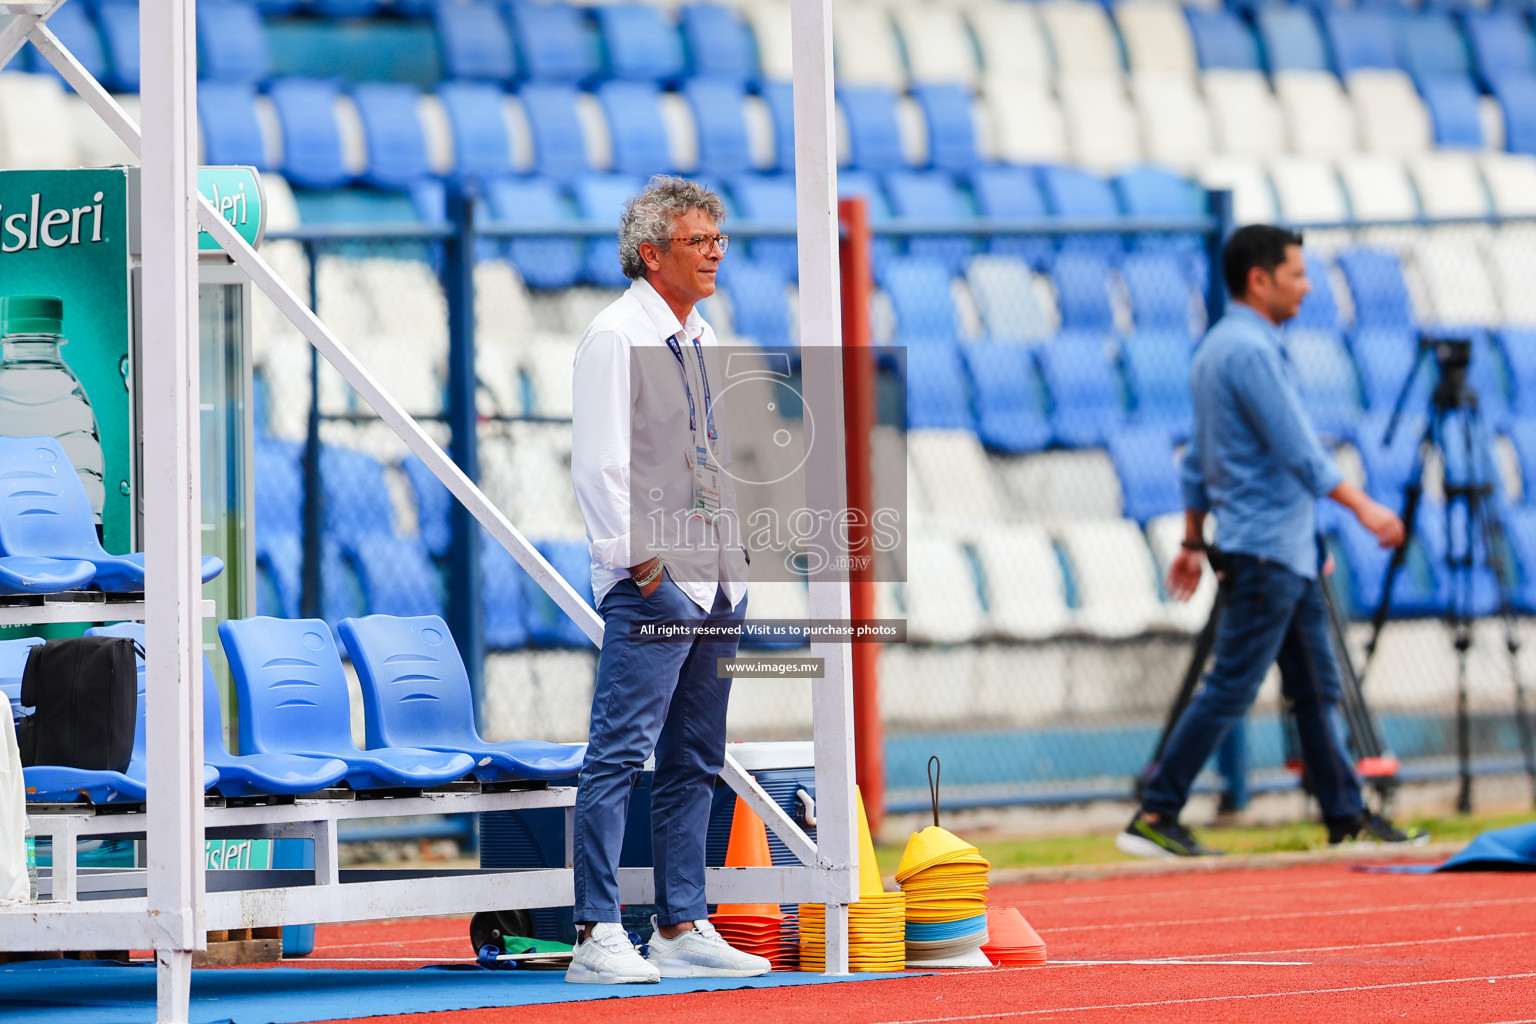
[[1328, 813, 1431, 848], [1116, 813, 1224, 859]]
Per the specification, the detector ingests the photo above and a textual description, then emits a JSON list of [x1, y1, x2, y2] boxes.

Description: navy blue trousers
[[572, 576, 745, 925]]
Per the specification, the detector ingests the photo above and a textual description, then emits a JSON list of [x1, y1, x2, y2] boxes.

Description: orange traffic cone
[[711, 796, 793, 969]]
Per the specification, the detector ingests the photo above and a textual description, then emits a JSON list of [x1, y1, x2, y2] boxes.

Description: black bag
[[17, 636, 140, 773]]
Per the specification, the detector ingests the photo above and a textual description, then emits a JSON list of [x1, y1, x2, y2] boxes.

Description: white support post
[[140, 0, 204, 1017], [313, 821, 340, 886], [790, 0, 859, 977]]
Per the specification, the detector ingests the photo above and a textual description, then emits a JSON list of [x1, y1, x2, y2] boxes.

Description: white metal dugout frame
[[0, 0, 860, 1019]]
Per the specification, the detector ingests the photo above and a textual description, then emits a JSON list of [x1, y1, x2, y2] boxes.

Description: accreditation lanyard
[[667, 331, 723, 522]]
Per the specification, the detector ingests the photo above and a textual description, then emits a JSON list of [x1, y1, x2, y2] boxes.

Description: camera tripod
[[1357, 337, 1536, 814]]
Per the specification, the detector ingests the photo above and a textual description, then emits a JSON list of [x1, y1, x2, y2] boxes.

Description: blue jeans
[[1143, 554, 1364, 825], [572, 576, 745, 926], [1213, 724, 1249, 812]]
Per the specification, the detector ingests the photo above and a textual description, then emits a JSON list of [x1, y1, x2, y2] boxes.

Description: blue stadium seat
[[1492, 74, 1536, 155], [960, 343, 1051, 453], [680, 3, 756, 82], [220, 616, 477, 790], [481, 532, 529, 649], [684, 79, 753, 176], [904, 344, 974, 432], [197, 83, 268, 170], [507, 1, 600, 83], [1329, 510, 1443, 619], [882, 170, 974, 276], [1471, 334, 1511, 427], [483, 176, 584, 290], [879, 257, 959, 343], [257, 531, 301, 619], [1501, 505, 1536, 612], [522, 540, 595, 647], [96, 0, 140, 92], [1350, 329, 1425, 412], [267, 78, 350, 190], [838, 86, 906, 172], [1508, 418, 1536, 503], [0, 555, 94, 598], [1292, 254, 1342, 332], [197, 0, 269, 83], [352, 83, 432, 191], [401, 454, 451, 560], [1186, 9, 1263, 70], [1108, 426, 1183, 524], [1462, 10, 1536, 87], [1417, 74, 1484, 148], [727, 173, 798, 281], [597, 81, 673, 176], [1253, 6, 1330, 73], [911, 85, 979, 172], [1322, 10, 1400, 76], [350, 534, 444, 619], [1051, 254, 1117, 335], [1353, 412, 1424, 504], [254, 440, 304, 537], [518, 83, 591, 179], [837, 170, 898, 271], [1038, 166, 1122, 259], [967, 165, 1052, 268], [1337, 249, 1416, 330], [0, 436, 222, 592], [1284, 331, 1363, 439], [0, 637, 45, 722], [1122, 332, 1193, 435], [1114, 167, 1204, 226], [759, 80, 796, 174], [573, 173, 645, 288], [1398, 12, 1473, 81], [438, 82, 513, 181], [33, 3, 107, 91], [433, 2, 516, 82], [340, 614, 586, 782], [1121, 254, 1192, 334], [721, 260, 790, 349], [1501, 330, 1536, 416], [321, 445, 397, 548], [1037, 336, 1124, 448], [595, 2, 686, 82]]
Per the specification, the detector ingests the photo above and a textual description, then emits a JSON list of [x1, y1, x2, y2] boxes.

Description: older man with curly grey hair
[[566, 176, 765, 985]]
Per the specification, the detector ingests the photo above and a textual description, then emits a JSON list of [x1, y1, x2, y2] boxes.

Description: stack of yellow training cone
[[798, 789, 906, 972], [896, 758, 991, 967]]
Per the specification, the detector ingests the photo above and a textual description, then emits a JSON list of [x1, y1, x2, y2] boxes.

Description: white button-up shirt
[[571, 277, 749, 613]]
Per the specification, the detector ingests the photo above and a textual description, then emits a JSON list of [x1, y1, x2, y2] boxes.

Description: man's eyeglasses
[[668, 234, 731, 255]]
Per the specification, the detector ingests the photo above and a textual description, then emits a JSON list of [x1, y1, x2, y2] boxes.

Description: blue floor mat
[[0, 961, 923, 1024], [1354, 820, 1536, 874]]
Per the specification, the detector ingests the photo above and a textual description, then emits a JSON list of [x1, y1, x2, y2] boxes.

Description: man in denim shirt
[[1119, 225, 1427, 858]]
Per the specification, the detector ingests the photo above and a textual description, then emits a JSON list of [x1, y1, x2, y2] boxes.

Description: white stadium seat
[[0, 73, 76, 168], [506, 422, 584, 539], [1202, 70, 1285, 157], [71, 93, 138, 166], [833, 4, 907, 89], [1115, 0, 1199, 80], [1268, 157, 1349, 225], [1407, 152, 1491, 219], [1336, 155, 1420, 222], [1409, 235, 1502, 328], [1037, 1, 1123, 77], [1147, 512, 1216, 633], [1055, 520, 1164, 639], [742, 0, 795, 83], [1274, 71, 1357, 157], [1058, 75, 1143, 170], [985, 82, 1069, 164], [892, 5, 979, 87], [965, 255, 1057, 343], [907, 429, 1010, 526], [902, 535, 986, 644], [1488, 227, 1536, 326], [1346, 71, 1432, 156], [1200, 156, 1278, 226], [995, 449, 1124, 521], [1131, 74, 1214, 169], [524, 333, 579, 418], [972, 525, 1072, 640], [1481, 154, 1536, 217], [966, 1, 1054, 90]]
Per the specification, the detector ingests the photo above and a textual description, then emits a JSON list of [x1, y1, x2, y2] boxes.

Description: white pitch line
[[1169, 929, 1536, 961], [863, 971, 1536, 1024], [1018, 876, 1368, 907], [1045, 894, 1536, 933], [1048, 959, 1310, 966]]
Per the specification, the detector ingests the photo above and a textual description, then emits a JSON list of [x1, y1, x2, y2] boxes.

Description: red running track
[[304, 863, 1536, 1024]]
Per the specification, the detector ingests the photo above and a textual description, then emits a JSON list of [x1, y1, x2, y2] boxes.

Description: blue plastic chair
[[758, 81, 796, 174], [96, 0, 141, 92], [967, 165, 1052, 267], [33, 3, 108, 92], [1321, 10, 1399, 76], [256, 530, 301, 619], [1121, 254, 1193, 334], [1292, 254, 1342, 332], [402, 454, 452, 560], [24, 625, 221, 805], [521, 540, 596, 648], [1398, 12, 1473, 81], [573, 173, 645, 288], [960, 343, 1051, 454], [438, 82, 514, 182], [1036, 336, 1124, 448], [1417, 74, 1484, 148], [728, 173, 798, 281], [1038, 166, 1122, 260], [1351, 329, 1424, 413], [595, 2, 686, 82], [197, 0, 270, 83], [1107, 425, 1183, 525], [1463, 10, 1536, 87], [721, 260, 791, 349], [339, 614, 586, 783], [482, 532, 529, 650], [0, 636, 44, 722], [350, 534, 445, 619], [1122, 331, 1194, 435], [680, 2, 756, 82], [911, 85, 979, 173], [596, 81, 673, 176], [1051, 254, 1117, 335], [266, 78, 351, 191], [904, 344, 974, 433], [1285, 331, 1364, 441], [199, 82, 268, 171], [1185, 9, 1263, 71], [883, 170, 975, 276], [683, 79, 753, 177], [1492, 74, 1536, 156], [838, 86, 906, 172], [879, 257, 961, 343], [506, 1, 600, 83], [219, 616, 477, 790], [1254, 5, 1330, 73], [0, 436, 223, 592], [1336, 249, 1416, 330], [483, 176, 584, 290], [433, 2, 516, 81], [352, 83, 432, 191]]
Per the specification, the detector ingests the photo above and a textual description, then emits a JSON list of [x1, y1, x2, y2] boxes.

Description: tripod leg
[[1138, 590, 1223, 800]]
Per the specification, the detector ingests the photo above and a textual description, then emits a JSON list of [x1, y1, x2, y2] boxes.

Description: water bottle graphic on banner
[[0, 295, 106, 522]]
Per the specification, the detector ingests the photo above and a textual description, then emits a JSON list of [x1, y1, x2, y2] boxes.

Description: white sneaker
[[646, 917, 772, 978], [565, 922, 661, 985]]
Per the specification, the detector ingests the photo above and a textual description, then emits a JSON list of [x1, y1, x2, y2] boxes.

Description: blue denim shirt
[[1181, 304, 1344, 579]]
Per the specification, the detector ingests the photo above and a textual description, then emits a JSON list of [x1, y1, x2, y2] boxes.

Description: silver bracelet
[[634, 561, 664, 587]]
